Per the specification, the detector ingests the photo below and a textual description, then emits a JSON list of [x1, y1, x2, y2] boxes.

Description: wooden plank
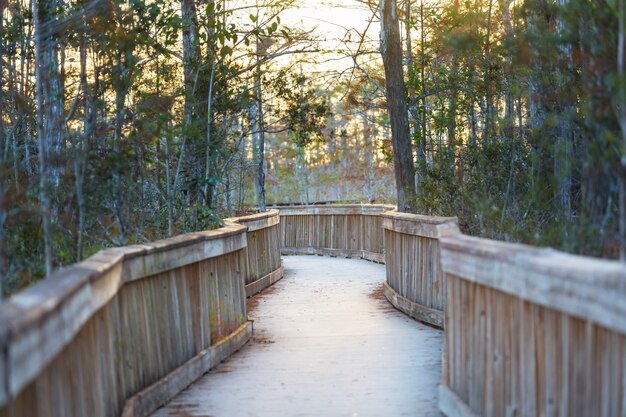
[[5, 258, 123, 400], [276, 204, 394, 217], [0, 218, 256, 413], [383, 282, 444, 328], [381, 211, 460, 238], [383, 213, 453, 326], [360, 251, 385, 264], [439, 385, 483, 417], [440, 235, 626, 334], [0, 334, 6, 406], [121, 321, 252, 417], [225, 209, 280, 232], [123, 227, 247, 282], [244, 265, 285, 297], [281, 247, 362, 258]]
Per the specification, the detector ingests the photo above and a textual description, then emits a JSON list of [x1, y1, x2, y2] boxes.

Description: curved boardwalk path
[[151, 256, 443, 417]]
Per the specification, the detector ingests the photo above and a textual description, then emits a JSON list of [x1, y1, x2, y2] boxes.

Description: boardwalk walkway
[[151, 256, 443, 417]]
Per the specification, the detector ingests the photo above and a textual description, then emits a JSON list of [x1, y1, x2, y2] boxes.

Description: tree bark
[[379, 0, 417, 212], [75, 32, 90, 260], [251, 15, 267, 212], [34, 0, 61, 276], [182, 0, 201, 129], [500, 0, 515, 140], [616, 0, 626, 262], [555, 0, 573, 221], [0, 0, 6, 297], [411, 0, 428, 191], [483, 0, 495, 145]]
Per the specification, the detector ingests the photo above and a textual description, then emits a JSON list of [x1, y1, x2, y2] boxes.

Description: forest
[[0, 0, 624, 296]]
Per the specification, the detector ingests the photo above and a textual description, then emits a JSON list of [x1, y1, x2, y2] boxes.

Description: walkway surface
[[151, 256, 443, 417]]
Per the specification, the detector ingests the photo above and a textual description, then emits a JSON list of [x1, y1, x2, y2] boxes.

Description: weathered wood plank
[[5, 257, 123, 399], [440, 234, 626, 334], [123, 226, 247, 282], [440, 244, 626, 417], [0, 335, 6, 406], [383, 282, 444, 328], [275, 204, 395, 217], [382, 212, 459, 329], [225, 209, 280, 232], [0, 218, 259, 416], [439, 385, 483, 417], [381, 210, 459, 238], [245, 265, 284, 297], [121, 321, 252, 417]]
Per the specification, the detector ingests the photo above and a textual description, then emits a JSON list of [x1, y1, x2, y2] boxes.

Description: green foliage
[[272, 69, 330, 148], [407, 0, 623, 258]]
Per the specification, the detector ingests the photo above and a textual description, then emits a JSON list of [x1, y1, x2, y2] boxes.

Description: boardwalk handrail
[[381, 211, 459, 327], [0, 210, 283, 417], [226, 209, 284, 297], [276, 204, 626, 416], [276, 204, 394, 263], [275, 205, 460, 327], [439, 234, 626, 417]]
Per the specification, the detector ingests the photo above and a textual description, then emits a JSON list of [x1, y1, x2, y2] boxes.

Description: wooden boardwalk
[[151, 256, 443, 417]]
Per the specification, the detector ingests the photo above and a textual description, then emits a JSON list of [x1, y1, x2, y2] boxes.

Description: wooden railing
[[276, 205, 459, 328], [227, 210, 284, 297], [381, 211, 459, 327], [0, 211, 283, 417], [277, 204, 394, 263], [3, 202, 624, 417], [277, 204, 626, 415], [438, 234, 626, 417]]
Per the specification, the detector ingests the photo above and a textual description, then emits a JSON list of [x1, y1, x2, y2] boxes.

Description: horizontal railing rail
[[275, 204, 395, 263], [0, 210, 283, 417]]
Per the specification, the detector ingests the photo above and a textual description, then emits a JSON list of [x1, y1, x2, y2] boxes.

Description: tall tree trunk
[[251, 17, 267, 212], [75, 32, 89, 260], [34, 0, 61, 276], [203, 0, 217, 210], [182, 0, 200, 127], [363, 108, 374, 202], [165, 135, 174, 236], [0, 0, 6, 297], [483, 0, 495, 145], [379, 0, 417, 212], [181, 0, 201, 213], [500, 0, 515, 140], [204, 61, 216, 209], [113, 53, 128, 245], [469, 98, 478, 148], [555, 0, 573, 221], [412, 0, 428, 192], [419, 0, 427, 163], [616, 0, 626, 261]]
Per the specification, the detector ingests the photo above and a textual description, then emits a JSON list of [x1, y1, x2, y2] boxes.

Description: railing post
[[380, 210, 459, 328]]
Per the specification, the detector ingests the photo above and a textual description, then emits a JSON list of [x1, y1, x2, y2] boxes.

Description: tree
[[379, 0, 417, 212], [614, 0, 626, 261], [34, 0, 62, 276]]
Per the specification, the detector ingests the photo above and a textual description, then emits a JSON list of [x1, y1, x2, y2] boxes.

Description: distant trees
[[1, 0, 623, 296], [0, 0, 322, 294], [377, 0, 625, 258]]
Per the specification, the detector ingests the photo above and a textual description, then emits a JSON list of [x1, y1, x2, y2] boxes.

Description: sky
[[279, 0, 381, 77]]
